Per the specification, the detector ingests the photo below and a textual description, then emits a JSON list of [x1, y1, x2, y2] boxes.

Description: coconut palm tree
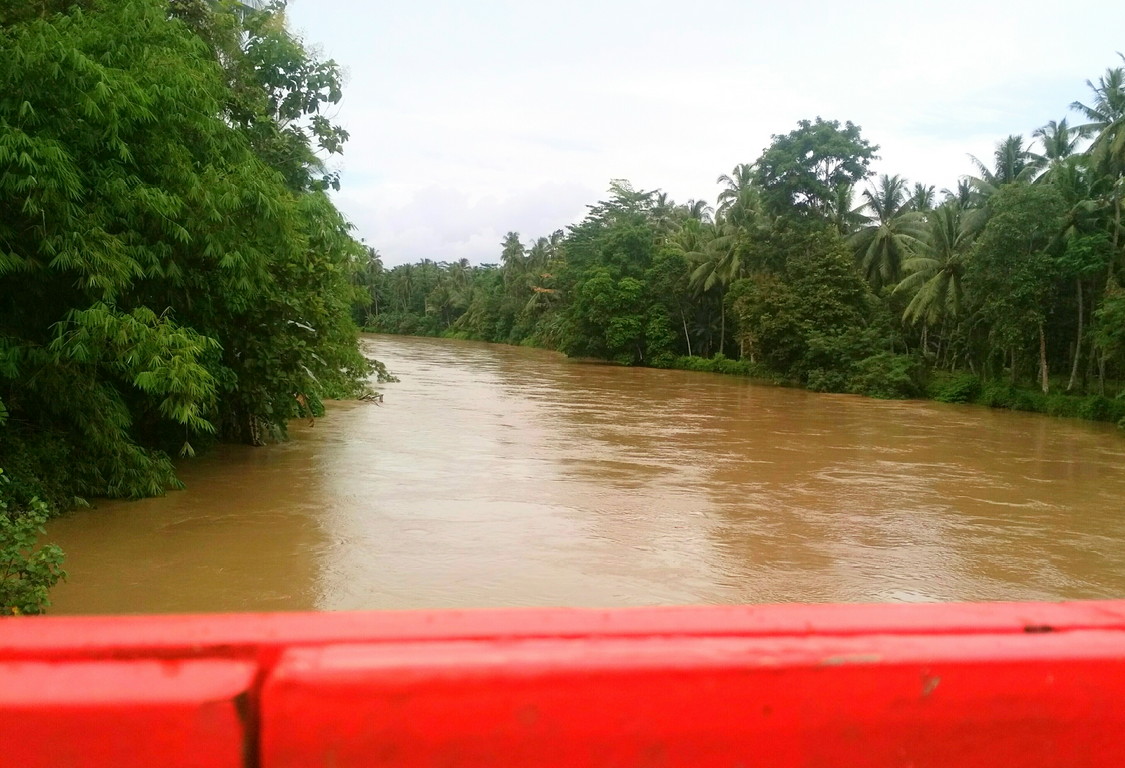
[[850, 174, 928, 290], [826, 183, 865, 236], [716, 163, 755, 217], [681, 199, 714, 223], [500, 231, 527, 289], [672, 222, 738, 355], [651, 191, 677, 234], [1071, 58, 1125, 172], [908, 183, 936, 213], [941, 179, 974, 209], [967, 135, 1039, 199], [896, 203, 972, 328], [1033, 118, 1083, 177], [1072, 57, 1125, 277]]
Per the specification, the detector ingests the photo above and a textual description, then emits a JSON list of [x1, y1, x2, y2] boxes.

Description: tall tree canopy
[[753, 118, 879, 219], [0, 0, 373, 504]]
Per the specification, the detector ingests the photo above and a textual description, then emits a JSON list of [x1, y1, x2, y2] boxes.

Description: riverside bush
[[846, 353, 920, 399], [667, 355, 771, 378], [926, 372, 982, 403], [0, 470, 65, 616]]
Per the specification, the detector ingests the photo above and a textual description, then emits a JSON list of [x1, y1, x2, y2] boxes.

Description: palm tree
[[850, 174, 928, 290], [392, 263, 416, 313], [1071, 58, 1125, 172], [527, 237, 550, 274], [716, 163, 755, 218], [1072, 57, 1125, 278], [941, 179, 974, 209], [500, 231, 526, 288], [967, 135, 1039, 199], [670, 222, 737, 355], [1033, 118, 1083, 178], [896, 203, 972, 329], [524, 237, 557, 310], [826, 183, 865, 236], [651, 191, 677, 234], [681, 199, 714, 223], [908, 183, 936, 212]]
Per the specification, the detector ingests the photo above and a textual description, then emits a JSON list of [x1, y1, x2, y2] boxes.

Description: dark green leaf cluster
[[0, 468, 65, 616], [1, 0, 374, 504]]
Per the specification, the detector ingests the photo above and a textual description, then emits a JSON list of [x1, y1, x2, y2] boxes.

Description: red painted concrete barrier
[[3, 601, 1125, 766]]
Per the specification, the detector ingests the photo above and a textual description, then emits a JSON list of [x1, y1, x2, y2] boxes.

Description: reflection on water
[[48, 334, 1125, 614]]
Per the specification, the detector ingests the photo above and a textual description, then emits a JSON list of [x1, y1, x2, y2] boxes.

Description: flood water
[[48, 334, 1125, 614]]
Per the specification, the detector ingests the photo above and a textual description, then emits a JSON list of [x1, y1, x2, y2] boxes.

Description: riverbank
[[366, 327, 1125, 428], [659, 354, 1125, 426]]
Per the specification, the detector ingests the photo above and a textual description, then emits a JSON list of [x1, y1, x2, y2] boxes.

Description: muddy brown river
[[47, 334, 1125, 614]]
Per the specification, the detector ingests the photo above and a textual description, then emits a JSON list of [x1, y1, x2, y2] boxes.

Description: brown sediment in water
[[48, 334, 1125, 614]]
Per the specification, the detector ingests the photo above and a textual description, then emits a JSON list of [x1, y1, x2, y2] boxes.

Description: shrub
[[926, 372, 981, 404], [1079, 395, 1125, 423], [980, 382, 1021, 409], [847, 353, 920, 399], [1042, 394, 1082, 418], [1, 470, 66, 616], [806, 368, 849, 393]]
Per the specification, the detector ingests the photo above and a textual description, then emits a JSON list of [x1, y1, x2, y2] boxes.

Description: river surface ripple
[[47, 334, 1125, 613]]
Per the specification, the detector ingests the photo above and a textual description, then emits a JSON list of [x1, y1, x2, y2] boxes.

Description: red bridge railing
[[3, 601, 1125, 767]]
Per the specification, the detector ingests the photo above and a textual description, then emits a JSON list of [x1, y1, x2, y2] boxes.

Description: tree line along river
[[46, 334, 1125, 614]]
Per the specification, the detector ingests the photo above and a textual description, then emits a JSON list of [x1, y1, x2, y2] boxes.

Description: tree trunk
[[1038, 322, 1049, 394], [1067, 278, 1083, 393], [680, 309, 692, 357], [1112, 176, 1121, 283], [1010, 348, 1017, 386], [718, 288, 726, 356]]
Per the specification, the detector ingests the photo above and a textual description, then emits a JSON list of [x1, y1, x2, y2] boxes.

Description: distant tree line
[[361, 60, 1125, 425]]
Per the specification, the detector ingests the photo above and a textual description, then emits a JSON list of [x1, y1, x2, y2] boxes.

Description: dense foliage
[[365, 61, 1125, 426], [0, 469, 64, 615], [0, 0, 376, 516]]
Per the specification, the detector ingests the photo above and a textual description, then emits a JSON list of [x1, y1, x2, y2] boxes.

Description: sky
[[285, 0, 1125, 266]]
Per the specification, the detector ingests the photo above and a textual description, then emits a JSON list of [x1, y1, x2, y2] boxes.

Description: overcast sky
[[286, 0, 1125, 266]]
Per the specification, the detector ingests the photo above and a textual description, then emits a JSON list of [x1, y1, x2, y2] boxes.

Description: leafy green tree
[[646, 247, 696, 359], [564, 269, 648, 364], [965, 184, 1066, 391], [1060, 232, 1113, 390], [731, 226, 877, 382], [754, 118, 878, 219], [0, 0, 372, 500]]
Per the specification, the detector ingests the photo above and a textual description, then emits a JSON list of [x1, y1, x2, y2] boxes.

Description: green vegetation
[[1, 0, 382, 610], [1, 469, 65, 615], [363, 65, 1125, 426]]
